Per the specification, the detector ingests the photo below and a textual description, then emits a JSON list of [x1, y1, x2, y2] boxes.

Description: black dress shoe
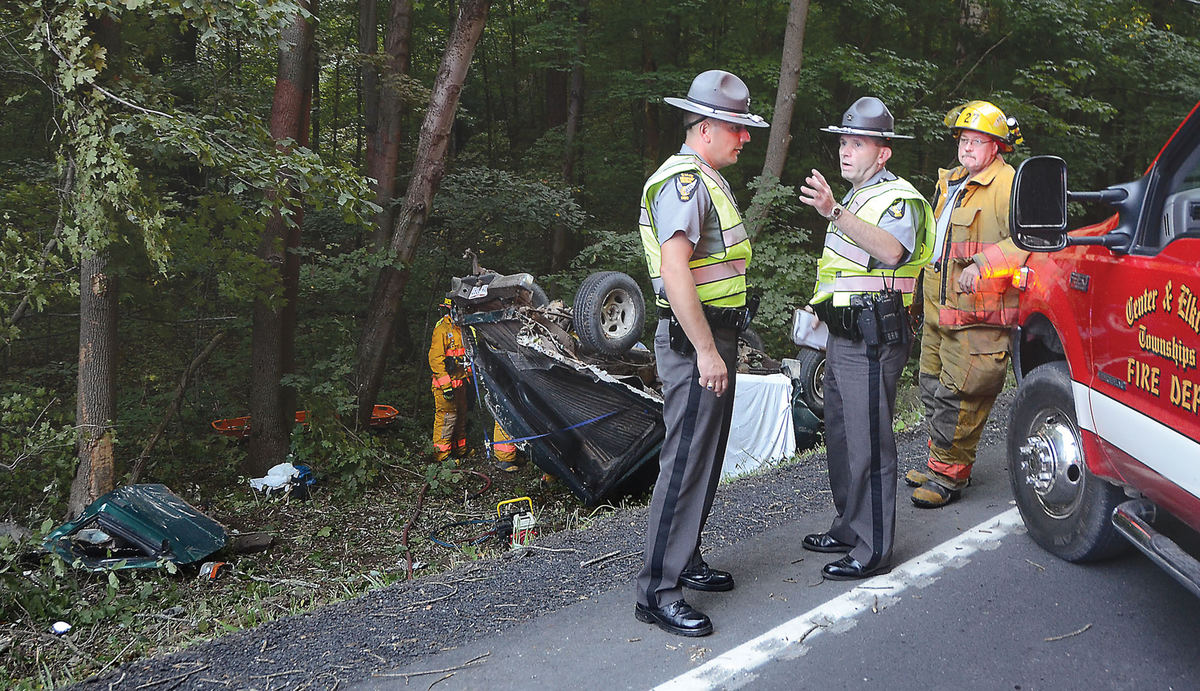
[[679, 562, 735, 592], [821, 555, 892, 581], [634, 599, 713, 637], [802, 532, 854, 553]]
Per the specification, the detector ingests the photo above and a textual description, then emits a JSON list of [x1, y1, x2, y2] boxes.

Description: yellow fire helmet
[[944, 100, 1023, 152]]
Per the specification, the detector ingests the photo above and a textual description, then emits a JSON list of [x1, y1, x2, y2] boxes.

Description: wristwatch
[[826, 204, 843, 222]]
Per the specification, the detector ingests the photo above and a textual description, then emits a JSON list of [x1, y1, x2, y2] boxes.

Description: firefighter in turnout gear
[[908, 100, 1024, 508], [429, 296, 472, 461], [798, 97, 934, 580]]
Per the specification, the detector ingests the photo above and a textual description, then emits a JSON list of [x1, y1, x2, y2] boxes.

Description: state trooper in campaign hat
[[820, 96, 914, 140], [633, 69, 764, 638], [798, 94, 934, 582], [664, 70, 770, 129]]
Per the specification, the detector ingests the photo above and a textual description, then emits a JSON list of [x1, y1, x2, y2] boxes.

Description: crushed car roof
[[44, 484, 226, 571]]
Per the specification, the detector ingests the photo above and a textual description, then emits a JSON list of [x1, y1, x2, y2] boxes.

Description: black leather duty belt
[[658, 304, 751, 331], [811, 301, 863, 341]]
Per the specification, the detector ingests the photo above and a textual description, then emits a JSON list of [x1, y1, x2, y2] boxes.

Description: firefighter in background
[[429, 296, 471, 461], [908, 100, 1024, 508], [491, 422, 519, 473], [429, 294, 523, 472]]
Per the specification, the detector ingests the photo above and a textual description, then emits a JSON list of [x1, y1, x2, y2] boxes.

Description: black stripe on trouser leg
[[690, 361, 735, 569], [866, 346, 884, 570], [645, 364, 703, 608]]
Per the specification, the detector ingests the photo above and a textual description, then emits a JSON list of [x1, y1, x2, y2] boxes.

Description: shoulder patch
[[675, 172, 700, 202], [887, 199, 907, 219]]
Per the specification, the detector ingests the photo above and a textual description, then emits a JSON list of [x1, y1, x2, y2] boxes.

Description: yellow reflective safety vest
[[639, 154, 752, 309], [811, 175, 934, 307]]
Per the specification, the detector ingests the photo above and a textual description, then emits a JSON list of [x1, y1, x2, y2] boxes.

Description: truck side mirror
[[1010, 156, 1069, 251]]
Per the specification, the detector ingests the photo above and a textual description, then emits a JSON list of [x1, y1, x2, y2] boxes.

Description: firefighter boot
[[911, 480, 962, 508]]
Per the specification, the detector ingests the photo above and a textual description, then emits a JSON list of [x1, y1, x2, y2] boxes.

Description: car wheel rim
[[1018, 407, 1084, 519], [599, 289, 635, 339]]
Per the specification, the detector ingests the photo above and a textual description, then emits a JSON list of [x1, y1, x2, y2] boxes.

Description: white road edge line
[[655, 507, 1025, 691]]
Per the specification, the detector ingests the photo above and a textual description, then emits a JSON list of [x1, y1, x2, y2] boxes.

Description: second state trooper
[[797, 97, 934, 580]]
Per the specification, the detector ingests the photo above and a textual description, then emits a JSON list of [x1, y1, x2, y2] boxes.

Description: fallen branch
[[250, 669, 304, 680], [372, 652, 490, 681], [129, 330, 227, 483], [1045, 623, 1092, 642], [134, 663, 210, 689], [243, 573, 321, 590], [581, 550, 620, 568], [519, 545, 576, 554], [403, 482, 430, 580], [407, 583, 459, 609]]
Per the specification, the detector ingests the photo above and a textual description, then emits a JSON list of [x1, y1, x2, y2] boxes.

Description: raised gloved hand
[[441, 387, 455, 400]]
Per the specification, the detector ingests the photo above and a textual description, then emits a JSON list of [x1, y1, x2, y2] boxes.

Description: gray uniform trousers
[[637, 319, 739, 608], [822, 331, 910, 569]]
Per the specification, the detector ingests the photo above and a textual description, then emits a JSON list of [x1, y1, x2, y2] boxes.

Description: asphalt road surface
[[87, 391, 1200, 691]]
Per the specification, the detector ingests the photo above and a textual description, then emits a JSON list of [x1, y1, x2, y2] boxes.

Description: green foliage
[[543, 228, 650, 307], [0, 166, 76, 345], [744, 175, 819, 356], [422, 457, 464, 495], [0, 389, 76, 517], [287, 421, 386, 498], [431, 166, 587, 276]]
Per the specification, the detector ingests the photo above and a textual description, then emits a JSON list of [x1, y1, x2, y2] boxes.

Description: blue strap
[[461, 333, 621, 448], [489, 410, 619, 446]]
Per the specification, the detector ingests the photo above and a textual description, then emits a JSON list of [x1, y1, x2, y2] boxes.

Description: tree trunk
[[311, 50, 321, 152], [247, 1, 316, 477], [544, 1, 569, 129], [367, 0, 414, 250], [641, 43, 659, 164], [551, 0, 587, 271], [359, 0, 379, 142], [68, 253, 117, 518], [355, 0, 490, 425], [760, 0, 810, 181], [67, 12, 122, 519]]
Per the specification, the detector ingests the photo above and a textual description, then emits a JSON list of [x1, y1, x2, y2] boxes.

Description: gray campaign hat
[[664, 70, 769, 128], [819, 97, 913, 140]]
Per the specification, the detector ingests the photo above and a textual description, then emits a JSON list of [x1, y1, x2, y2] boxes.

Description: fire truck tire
[[1007, 362, 1129, 563], [794, 347, 825, 419], [573, 271, 645, 355]]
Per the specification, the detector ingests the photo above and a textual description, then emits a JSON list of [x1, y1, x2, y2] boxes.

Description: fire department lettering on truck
[[1123, 281, 1200, 413]]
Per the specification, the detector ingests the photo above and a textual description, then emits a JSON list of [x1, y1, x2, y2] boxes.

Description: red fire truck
[[1007, 101, 1200, 596]]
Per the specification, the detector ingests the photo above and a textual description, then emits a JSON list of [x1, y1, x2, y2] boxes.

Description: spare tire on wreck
[[573, 271, 645, 355]]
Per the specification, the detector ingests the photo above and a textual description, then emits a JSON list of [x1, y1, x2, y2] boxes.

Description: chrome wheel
[[1018, 406, 1084, 519]]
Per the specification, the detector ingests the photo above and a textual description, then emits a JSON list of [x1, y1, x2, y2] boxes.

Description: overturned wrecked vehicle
[[451, 271, 820, 505], [43, 484, 226, 571]]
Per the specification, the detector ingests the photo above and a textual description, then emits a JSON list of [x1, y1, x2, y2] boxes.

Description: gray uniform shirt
[[841, 168, 920, 269], [651, 145, 729, 258]]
